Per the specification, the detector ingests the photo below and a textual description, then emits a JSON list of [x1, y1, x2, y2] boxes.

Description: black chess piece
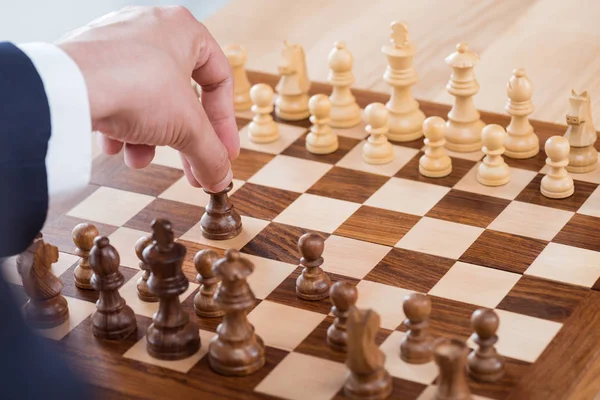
[[200, 182, 242, 240]]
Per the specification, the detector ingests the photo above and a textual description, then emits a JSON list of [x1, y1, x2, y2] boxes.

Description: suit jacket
[[0, 42, 91, 399]]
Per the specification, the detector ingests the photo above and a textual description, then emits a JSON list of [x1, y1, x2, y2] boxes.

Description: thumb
[[175, 90, 233, 193]]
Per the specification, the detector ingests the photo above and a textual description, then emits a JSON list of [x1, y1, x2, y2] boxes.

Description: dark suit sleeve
[[0, 42, 50, 258]]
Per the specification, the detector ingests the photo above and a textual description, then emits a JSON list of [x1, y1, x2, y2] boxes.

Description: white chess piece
[[505, 68, 539, 159], [477, 124, 510, 186], [306, 94, 338, 154], [541, 136, 574, 199], [327, 42, 361, 128], [248, 83, 278, 143], [362, 103, 394, 165], [419, 116, 452, 178], [224, 44, 251, 112]]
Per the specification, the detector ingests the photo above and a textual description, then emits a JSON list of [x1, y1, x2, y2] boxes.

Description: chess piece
[[224, 44, 251, 111], [200, 182, 242, 240], [248, 83, 278, 143], [467, 309, 504, 382], [72, 222, 99, 290], [275, 41, 311, 121], [344, 307, 393, 400], [208, 249, 265, 376], [327, 281, 358, 352], [144, 219, 200, 360], [135, 235, 157, 302], [564, 90, 598, 173], [306, 94, 339, 154], [419, 116, 452, 178], [193, 249, 224, 318], [433, 338, 472, 400], [89, 236, 137, 340], [400, 293, 433, 364], [381, 21, 425, 142], [505, 68, 539, 159], [327, 41, 361, 128], [444, 43, 485, 152], [296, 232, 331, 301], [16, 233, 69, 328], [541, 136, 574, 199], [477, 124, 510, 186], [363, 103, 394, 165]]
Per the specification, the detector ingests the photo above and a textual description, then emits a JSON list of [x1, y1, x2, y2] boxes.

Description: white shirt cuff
[[17, 42, 92, 206]]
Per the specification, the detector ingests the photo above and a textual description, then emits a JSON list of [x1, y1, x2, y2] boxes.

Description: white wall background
[[0, 0, 229, 43]]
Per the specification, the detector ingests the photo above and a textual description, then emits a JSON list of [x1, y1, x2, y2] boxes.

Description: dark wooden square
[[91, 153, 184, 197], [553, 213, 600, 252], [364, 248, 455, 293], [497, 275, 589, 323], [395, 152, 477, 187], [231, 148, 275, 181], [124, 198, 205, 238], [294, 315, 392, 363], [265, 267, 360, 315], [460, 230, 548, 274], [426, 189, 511, 228], [333, 377, 427, 400], [307, 167, 389, 203], [230, 183, 301, 220], [241, 222, 329, 265], [178, 239, 226, 283], [281, 133, 360, 164], [59, 264, 139, 303], [515, 174, 597, 212], [43, 214, 118, 255], [504, 148, 548, 172], [334, 206, 421, 247], [235, 116, 251, 129]]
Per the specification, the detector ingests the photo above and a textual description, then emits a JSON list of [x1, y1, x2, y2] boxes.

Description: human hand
[[56, 6, 239, 193]]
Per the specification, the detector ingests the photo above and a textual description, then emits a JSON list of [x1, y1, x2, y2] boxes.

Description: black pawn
[[296, 233, 331, 301], [89, 236, 137, 340], [467, 309, 504, 382], [400, 293, 433, 364], [200, 182, 242, 240], [193, 249, 224, 317], [327, 281, 357, 352]]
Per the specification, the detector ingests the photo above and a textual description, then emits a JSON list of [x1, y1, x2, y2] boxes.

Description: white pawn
[[363, 103, 394, 165], [306, 94, 338, 154], [419, 117, 452, 178], [477, 124, 510, 186], [541, 136, 574, 199], [327, 42, 361, 128], [248, 83, 278, 143]]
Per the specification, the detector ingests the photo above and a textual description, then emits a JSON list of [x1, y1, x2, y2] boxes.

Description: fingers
[[191, 24, 240, 161], [123, 144, 155, 169], [175, 89, 233, 193], [97, 134, 123, 155], [178, 152, 202, 188]]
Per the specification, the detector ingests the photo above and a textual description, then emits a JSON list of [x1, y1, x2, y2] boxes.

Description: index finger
[[191, 23, 240, 160]]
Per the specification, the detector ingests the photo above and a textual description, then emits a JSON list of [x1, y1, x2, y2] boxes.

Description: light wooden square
[[180, 215, 269, 250], [493, 309, 562, 363], [336, 140, 419, 177], [445, 147, 485, 162], [67, 187, 154, 226], [159, 176, 244, 208], [248, 155, 332, 193], [239, 122, 307, 155], [355, 280, 414, 330], [254, 352, 347, 400], [120, 271, 198, 318], [123, 329, 214, 373], [244, 254, 296, 299], [428, 262, 521, 308], [380, 331, 438, 384], [578, 186, 600, 217], [453, 163, 538, 200], [108, 227, 150, 269], [525, 242, 600, 288], [35, 296, 96, 341], [365, 178, 450, 216], [487, 201, 574, 241], [247, 300, 326, 352], [395, 217, 484, 259], [151, 146, 181, 170], [322, 235, 391, 279], [273, 193, 361, 234], [331, 110, 368, 140], [1, 252, 78, 286]]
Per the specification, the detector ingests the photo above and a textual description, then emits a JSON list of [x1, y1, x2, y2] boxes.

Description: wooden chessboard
[[3, 70, 600, 400]]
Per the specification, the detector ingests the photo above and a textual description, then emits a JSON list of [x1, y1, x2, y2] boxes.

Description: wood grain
[[307, 166, 389, 204], [552, 213, 600, 252], [515, 175, 597, 213], [124, 198, 205, 238], [231, 148, 275, 181], [281, 133, 359, 164], [395, 153, 477, 187], [230, 183, 301, 220]]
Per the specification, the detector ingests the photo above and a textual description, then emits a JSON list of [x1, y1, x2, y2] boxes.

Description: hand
[[56, 6, 239, 193]]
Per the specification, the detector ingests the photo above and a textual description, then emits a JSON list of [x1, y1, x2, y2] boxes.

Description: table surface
[[203, 0, 600, 130]]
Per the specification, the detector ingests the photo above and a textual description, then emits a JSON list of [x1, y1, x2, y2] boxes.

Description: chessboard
[[4, 38, 600, 400]]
